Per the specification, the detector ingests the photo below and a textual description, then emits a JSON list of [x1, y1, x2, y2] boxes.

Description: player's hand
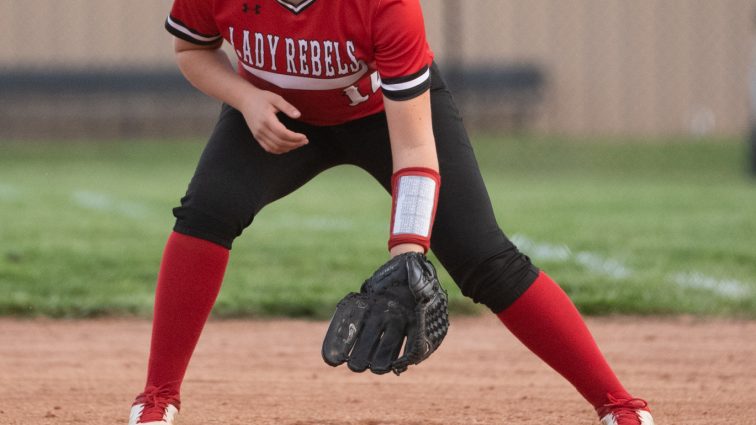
[[239, 89, 308, 154], [322, 252, 449, 375]]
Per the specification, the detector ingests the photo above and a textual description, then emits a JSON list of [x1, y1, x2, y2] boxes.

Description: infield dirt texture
[[2, 316, 754, 424]]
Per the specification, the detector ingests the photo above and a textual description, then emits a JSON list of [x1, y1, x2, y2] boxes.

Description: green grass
[[1, 137, 755, 318]]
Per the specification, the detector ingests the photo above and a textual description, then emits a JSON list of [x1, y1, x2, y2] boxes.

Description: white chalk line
[[575, 252, 634, 280], [0, 186, 154, 221], [671, 272, 752, 298], [70, 190, 152, 219], [512, 233, 753, 299], [62, 190, 756, 300]]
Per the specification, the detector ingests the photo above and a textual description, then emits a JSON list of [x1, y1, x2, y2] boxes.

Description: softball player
[[128, 1, 655, 424]]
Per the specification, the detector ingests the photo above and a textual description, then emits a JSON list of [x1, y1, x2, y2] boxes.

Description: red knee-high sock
[[144, 232, 229, 397], [497, 272, 631, 408]]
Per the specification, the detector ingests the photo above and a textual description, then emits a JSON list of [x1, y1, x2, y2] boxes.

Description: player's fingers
[[253, 129, 286, 154], [250, 112, 305, 150], [322, 293, 369, 367], [253, 132, 275, 153], [347, 311, 383, 373], [256, 125, 303, 154], [266, 119, 308, 145], [369, 318, 406, 375], [271, 95, 302, 120]]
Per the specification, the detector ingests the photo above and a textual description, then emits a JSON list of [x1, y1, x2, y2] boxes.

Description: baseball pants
[[172, 63, 539, 312]]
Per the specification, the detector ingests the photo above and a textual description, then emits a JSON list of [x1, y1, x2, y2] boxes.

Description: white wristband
[[388, 167, 441, 253], [392, 175, 437, 237]]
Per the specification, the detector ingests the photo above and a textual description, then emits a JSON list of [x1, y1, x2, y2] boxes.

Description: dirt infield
[[1, 316, 754, 425]]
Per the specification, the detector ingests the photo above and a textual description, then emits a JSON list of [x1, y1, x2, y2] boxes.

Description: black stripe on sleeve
[[164, 16, 222, 46], [381, 66, 429, 86], [381, 78, 431, 101], [381, 66, 431, 101]]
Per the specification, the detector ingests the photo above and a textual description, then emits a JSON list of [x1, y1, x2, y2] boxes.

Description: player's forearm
[[390, 139, 438, 174], [175, 47, 259, 111], [384, 92, 440, 256], [384, 92, 439, 172]]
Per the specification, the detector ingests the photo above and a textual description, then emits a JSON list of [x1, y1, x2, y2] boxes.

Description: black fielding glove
[[322, 252, 449, 375]]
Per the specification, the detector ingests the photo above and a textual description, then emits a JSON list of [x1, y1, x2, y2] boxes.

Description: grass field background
[[1, 137, 754, 318]]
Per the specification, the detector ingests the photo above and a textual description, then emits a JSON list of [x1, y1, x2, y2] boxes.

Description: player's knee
[[451, 246, 539, 313], [172, 204, 251, 250]]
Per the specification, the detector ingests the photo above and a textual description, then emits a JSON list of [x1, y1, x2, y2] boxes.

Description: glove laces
[[601, 393, 649, 425], [134, 383, 180, 423]]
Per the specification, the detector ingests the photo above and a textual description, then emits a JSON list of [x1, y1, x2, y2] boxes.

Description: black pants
[[173, 63, 539, 313]]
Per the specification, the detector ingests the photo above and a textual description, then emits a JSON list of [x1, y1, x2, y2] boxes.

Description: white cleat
[[597, 394, 654, 425], [600, 409, 655, 425], [129, 403, 178, 425], [128, 384, 180, 425]]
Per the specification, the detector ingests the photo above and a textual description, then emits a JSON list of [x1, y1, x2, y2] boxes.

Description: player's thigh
[[340, 86, 503, 263], [347, 66, 538, 311], [337, 112, 394, 186], [173, 104, 335, 248], [428, 67, 538, 310], [344, 68, 510, 264]]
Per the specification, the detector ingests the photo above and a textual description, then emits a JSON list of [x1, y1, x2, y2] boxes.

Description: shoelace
[[602, 394, 649, 425], [135, 383, 180, 423]]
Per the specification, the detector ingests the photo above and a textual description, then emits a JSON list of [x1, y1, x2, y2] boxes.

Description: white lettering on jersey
[[310, 41, 322, 76], [267, 35, 280, 71], [242, 30, 253, 64], [285, 38, 296, 73], [346, 41, 360, 72], [323, 41, 335, 77], [344, 85, 369, 106], [254, 33, 265, 67], [334, 42, 349, 75], [298, 39, 310, 75], [343, 71, 381, 107], [229, 27, 375, 98], [371, 72, 382, 93]]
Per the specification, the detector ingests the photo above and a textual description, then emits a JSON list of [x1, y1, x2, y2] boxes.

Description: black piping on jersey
[[380, 65, 431, 101], [275, 0, 318, 14], [165, 15, 222, 46]]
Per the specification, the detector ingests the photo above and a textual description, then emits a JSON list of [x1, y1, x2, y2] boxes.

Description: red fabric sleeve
[[165, 0, 222, 45], [372, 0, 434, 100]]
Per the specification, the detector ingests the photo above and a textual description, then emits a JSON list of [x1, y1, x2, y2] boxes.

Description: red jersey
[[165, 0, 434, 126]]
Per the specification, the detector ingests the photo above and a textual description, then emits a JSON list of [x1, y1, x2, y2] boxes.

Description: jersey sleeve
[[165, 0, 222, 46], [372, 0, 433, 101]]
